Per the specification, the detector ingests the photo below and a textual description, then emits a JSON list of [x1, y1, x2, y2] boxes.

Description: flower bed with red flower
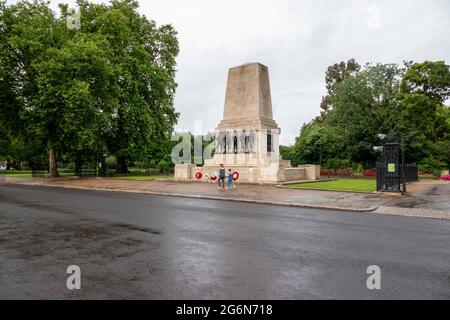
[[363, 169, 377, 177]]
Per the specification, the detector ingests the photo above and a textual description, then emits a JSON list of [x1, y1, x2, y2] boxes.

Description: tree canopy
[[0, 0, 179, 175], [282, 60, 450, 171]]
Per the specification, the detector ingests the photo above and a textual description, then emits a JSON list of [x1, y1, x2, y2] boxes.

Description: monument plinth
[[174, 62, 320, 184]]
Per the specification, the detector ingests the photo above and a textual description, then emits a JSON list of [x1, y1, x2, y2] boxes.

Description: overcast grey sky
[[11, 0, 450, 144]]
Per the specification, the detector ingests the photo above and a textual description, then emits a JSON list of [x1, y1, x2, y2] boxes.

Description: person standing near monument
[[218, 164, 226, 190], [227, 169, 236, 190]]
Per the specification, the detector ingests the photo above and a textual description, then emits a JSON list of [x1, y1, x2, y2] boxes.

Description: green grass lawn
[[2, 170, 170, 181], [4, 170, 76, 178], [5, 171, 33, 178], [288, 179, 376, 192], [59, 172, 76, 177], [113, 175, 172, 181]]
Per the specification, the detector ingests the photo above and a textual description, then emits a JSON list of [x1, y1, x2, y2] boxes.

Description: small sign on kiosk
[[387, 163, 396, 173]]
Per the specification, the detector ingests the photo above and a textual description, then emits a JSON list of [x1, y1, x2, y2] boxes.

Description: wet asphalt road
[[0, 183, 449, 299]]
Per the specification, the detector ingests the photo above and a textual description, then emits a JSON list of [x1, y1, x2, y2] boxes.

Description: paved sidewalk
[[4, 177, 381, 211], [4, 177, 450, 219], [381, 180, 450, 212]]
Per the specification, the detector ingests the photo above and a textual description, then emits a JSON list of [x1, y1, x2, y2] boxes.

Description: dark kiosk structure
[[375, 132, 418, 193]]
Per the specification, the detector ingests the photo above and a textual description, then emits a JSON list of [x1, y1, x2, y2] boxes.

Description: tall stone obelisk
[[174, 62, 320, 184], [205, 62, 284, 183], [218, 63, 279, 131]]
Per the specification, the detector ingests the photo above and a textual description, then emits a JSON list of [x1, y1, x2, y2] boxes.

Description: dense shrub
[[105, 156, 117, 170]]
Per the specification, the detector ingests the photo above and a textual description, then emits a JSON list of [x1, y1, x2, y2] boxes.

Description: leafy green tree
[[401, 61, 450, 102], [327, 63, 404, 165], [320, 58, 361, 116], [398, 61, 450, 164], [292, 60, 449, 169], [76, 0, 179, 172], [289, 122, 344, 166], [0, 0, 179, 176], [33, 34, 117, 175], [280, 145, 295, 163], [0, 0, 66, 176]]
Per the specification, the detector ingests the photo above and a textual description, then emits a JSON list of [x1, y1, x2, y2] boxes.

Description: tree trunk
[[116, 156, 128, 173], [49, 148, 58, 178], [6, 160, 13, 170], [75, 151, 82, 177]]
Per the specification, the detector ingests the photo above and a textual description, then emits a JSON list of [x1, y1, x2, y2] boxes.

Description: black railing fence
[[31, 164, 49, 178], [375, 132, 419, 193], [29, 164, 98, 177], [401, 164, 419, 183], [78, 167, 97, 177]]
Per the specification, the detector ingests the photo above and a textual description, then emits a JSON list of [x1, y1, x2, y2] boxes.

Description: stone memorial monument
[[175, 62, 320, 184]]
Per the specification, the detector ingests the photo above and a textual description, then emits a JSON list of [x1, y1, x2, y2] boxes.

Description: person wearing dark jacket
[[218, 164, 226, 190]]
